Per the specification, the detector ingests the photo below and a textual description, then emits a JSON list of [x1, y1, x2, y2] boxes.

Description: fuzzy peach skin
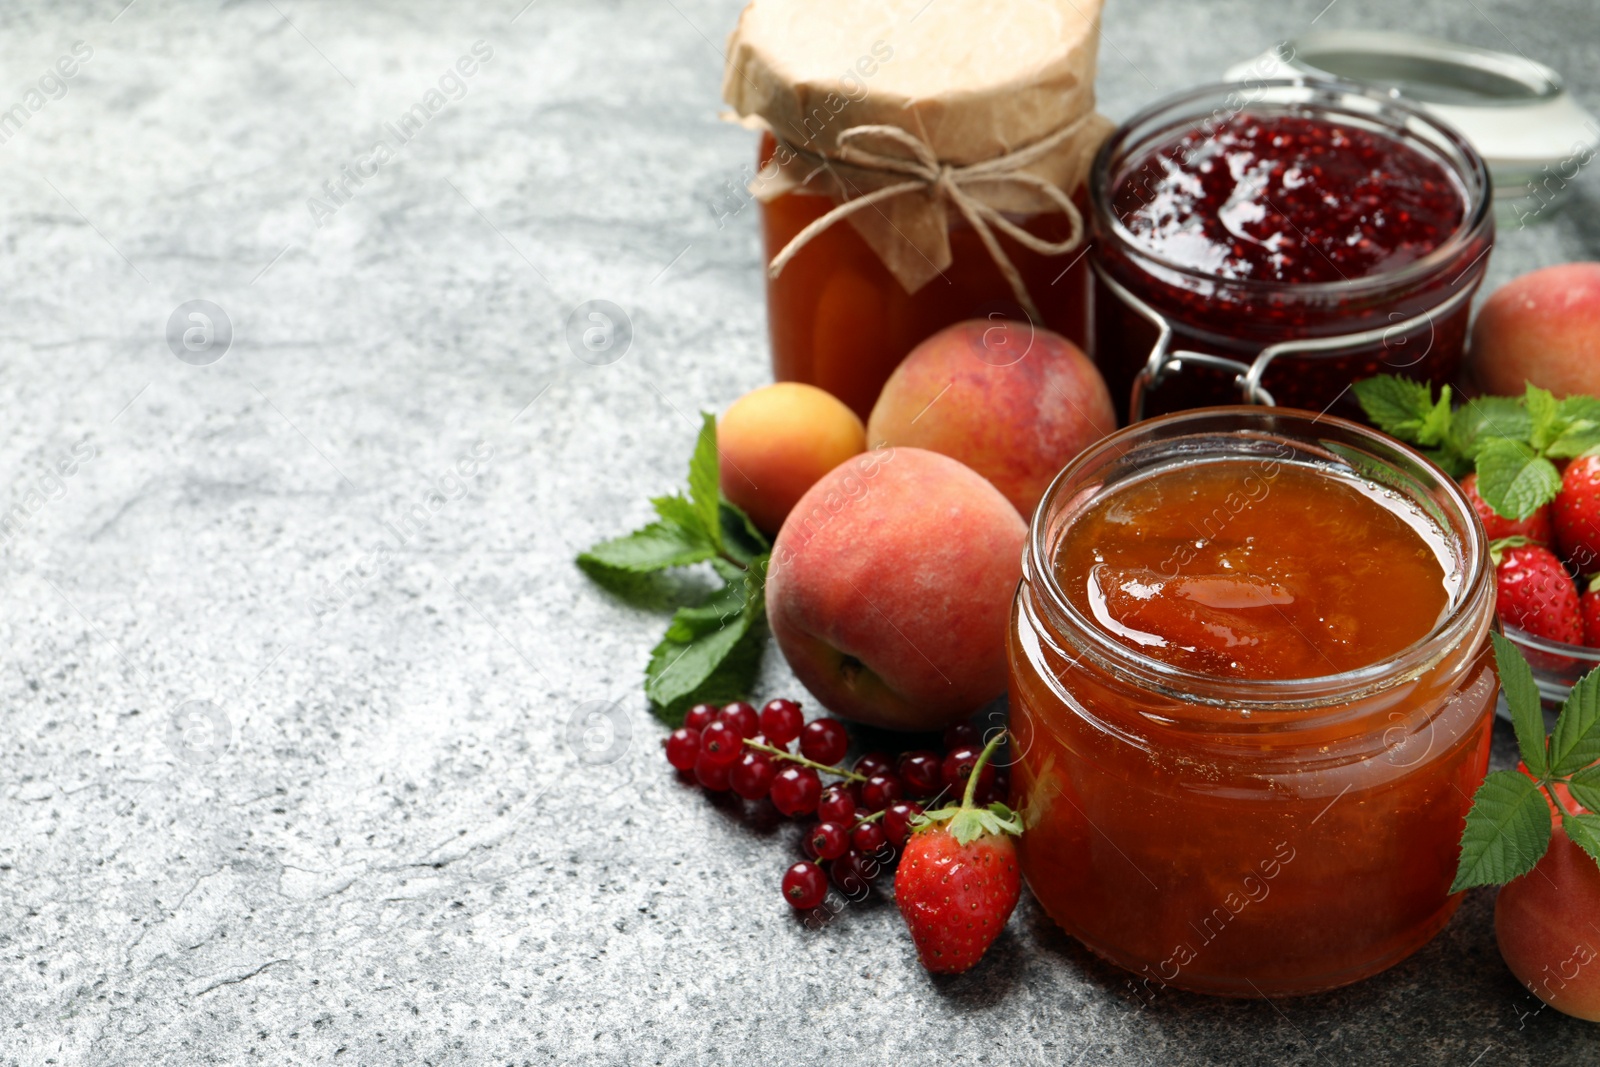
[[765, 447, 1026, 730], [1495, 825, 1600, 1022], [1468, 263, 1600, 398], [719, 382, 866, 535], [867, 320, 1116, 520]]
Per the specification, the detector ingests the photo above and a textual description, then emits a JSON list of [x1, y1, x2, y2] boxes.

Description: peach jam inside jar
[[1008, 407, 1498, 997], [1090, 81, 1493, 422]]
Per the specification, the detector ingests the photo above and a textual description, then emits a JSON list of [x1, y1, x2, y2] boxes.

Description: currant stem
[[962, 730, 1007, 809], [743, 738, 868, 783]]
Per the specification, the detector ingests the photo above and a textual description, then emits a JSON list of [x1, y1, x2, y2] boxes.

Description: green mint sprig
[[1354, 375, 1600, 519], [1451, 633, 1600, 892], [576, 414, 772, 725]]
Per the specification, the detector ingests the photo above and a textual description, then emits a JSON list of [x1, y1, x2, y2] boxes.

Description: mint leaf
[[1569, 763, 1600, 813], [1562, 811, 1600, 868], [1493, 633, 1550, 777], [578, 521, 714, 574], [1474, 438, 1562, 520], [1451, 395, 1531, 457], [1550, 662, 1600, 776], [644, 551, 769, 723], [718, 498, 770, 567], [1452, 769, 1553, 892], [1525, 384, 1563, 453], [687, 413, 722, 552], [1544, 422, 1600, 460], [1354, 375, 1436, 440], [1558, 395, 1600, 426]]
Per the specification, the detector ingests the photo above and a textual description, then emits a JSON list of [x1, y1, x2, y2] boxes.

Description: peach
[[766, 447, 1026, 730], [1468, 262, 1600, 398], [1495, 824, 1600, 1022], [719, 382, 865, 535], [867, 320, 1116, 520]]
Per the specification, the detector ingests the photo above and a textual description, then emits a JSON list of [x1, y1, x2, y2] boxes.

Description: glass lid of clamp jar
[[1089, 79, 1494, 425]]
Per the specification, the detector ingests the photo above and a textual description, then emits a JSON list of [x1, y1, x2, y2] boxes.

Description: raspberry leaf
[[1562, 812, 1600, 869], [1475, 438, 1562, 520], [1569, 763, 1600, 813], [1451, 769, 1553, 892], [1550, 663, 1600, 776], [1492, 632, 1549, 778]]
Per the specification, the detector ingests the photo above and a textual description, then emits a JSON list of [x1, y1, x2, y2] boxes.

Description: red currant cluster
[[662, 698, 1009, 913]]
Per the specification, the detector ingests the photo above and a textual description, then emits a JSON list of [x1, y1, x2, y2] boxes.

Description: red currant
[[684, 703, 718, 733], [831, 850, 875, 896], [663, 728, 699, 771], [942, 744, 994, 797], [771, 766, 822, 817], [943, 722, 979, 750], [978, 769, 1010, 806], [718, 701, 759, 739], [896, 750, 942, 797], [817, 785, 857, 824], [759, 698, 804, 746], [730, 752, 777, 800], [782, 861, 828, 910], [694, 750, 732, 791], [850, 820, 887, 855], [803, 821, 849, 861], [799, 718, 848, 766], [883, 801, 923, 848], [860, 773, 903, 812], [699, 721, 744, 767], [852, 751, 892, 778]]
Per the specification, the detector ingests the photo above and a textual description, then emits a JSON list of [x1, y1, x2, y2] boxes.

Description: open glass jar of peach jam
[[1090, 81, 1493, 423], [1008, 408, 1497, 996]]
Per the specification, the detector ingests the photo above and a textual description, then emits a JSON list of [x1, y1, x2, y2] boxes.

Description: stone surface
[[0, 0, 1597, 1064]]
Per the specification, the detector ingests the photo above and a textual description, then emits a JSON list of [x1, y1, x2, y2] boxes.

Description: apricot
[[718, 382, 866, 535], [1468, 262, 1600, 398], [1495, 824, 1600, 1022], [765, 447, 1026, 730], [867, 319, 1115, 520]]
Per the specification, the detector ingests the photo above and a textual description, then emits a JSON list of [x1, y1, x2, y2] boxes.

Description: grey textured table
[[3, 1, 1599, 1064]]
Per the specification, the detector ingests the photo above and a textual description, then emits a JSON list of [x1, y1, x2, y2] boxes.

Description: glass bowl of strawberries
[[1355, 375, 1600, 706]]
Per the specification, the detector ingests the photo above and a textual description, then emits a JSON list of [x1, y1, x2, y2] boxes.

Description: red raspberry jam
[[1090, 82, 1493, 422], [1113, 114, 1465, 285]]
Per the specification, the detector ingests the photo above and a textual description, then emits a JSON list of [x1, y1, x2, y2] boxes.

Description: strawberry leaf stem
[[963, 731, 1007, 810]]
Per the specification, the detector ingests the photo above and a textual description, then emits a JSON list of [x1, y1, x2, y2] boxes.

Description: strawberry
[[1583, 575, 1600, 649], [1554, 455, 1600, 573], [894, 734, 1021, 975], [1460, 472, 1553, 545], [1491, 537, 1582, 645]]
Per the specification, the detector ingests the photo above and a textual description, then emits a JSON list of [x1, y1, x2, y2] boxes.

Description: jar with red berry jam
[[1090, 80, 1493, 423], [1008, 408, 1498, 996]]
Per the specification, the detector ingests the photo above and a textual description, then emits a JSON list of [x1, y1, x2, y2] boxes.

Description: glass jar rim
[[1089, 78, 1494, 301], [1023, 406, 1493, 711]]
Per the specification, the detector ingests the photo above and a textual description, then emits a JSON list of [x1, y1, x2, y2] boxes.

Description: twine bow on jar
[[764, 116, 1094, 322]]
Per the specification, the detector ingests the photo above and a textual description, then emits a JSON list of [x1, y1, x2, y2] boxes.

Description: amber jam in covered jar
[[1090, 81, 1493, 423], [1008, 408, 1497, 996]]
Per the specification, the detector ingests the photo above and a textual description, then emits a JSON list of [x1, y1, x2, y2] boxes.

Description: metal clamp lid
[[1100, 261, 1478, 423]]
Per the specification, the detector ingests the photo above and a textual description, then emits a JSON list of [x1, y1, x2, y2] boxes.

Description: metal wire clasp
[[1096, 261, 1476, 423]]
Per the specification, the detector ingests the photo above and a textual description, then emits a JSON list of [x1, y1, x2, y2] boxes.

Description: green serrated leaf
[[1451, 395, 1532, 456], [1526, 384, 1563, 453], [1562, 812, 1600, 869], [1417, 387, 1455, 448], [577, 521, 715, 576], [1569, 763, 1600, 813], [1451, 769, 1554, 892], [662, 580, 746, 642], [1475, 439, 1563, 520], [1492, 632, 1549, 777], [718, 498, 770, 567], [687, 414, 722, 552], [1354, 375, 1437, 441], [1558, 395, 1600, 426], [645, 609, 764, 724], [1550, 662, 1600, 776], [651, 492, 703, 534], [1544, 424, 1600, 460]]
